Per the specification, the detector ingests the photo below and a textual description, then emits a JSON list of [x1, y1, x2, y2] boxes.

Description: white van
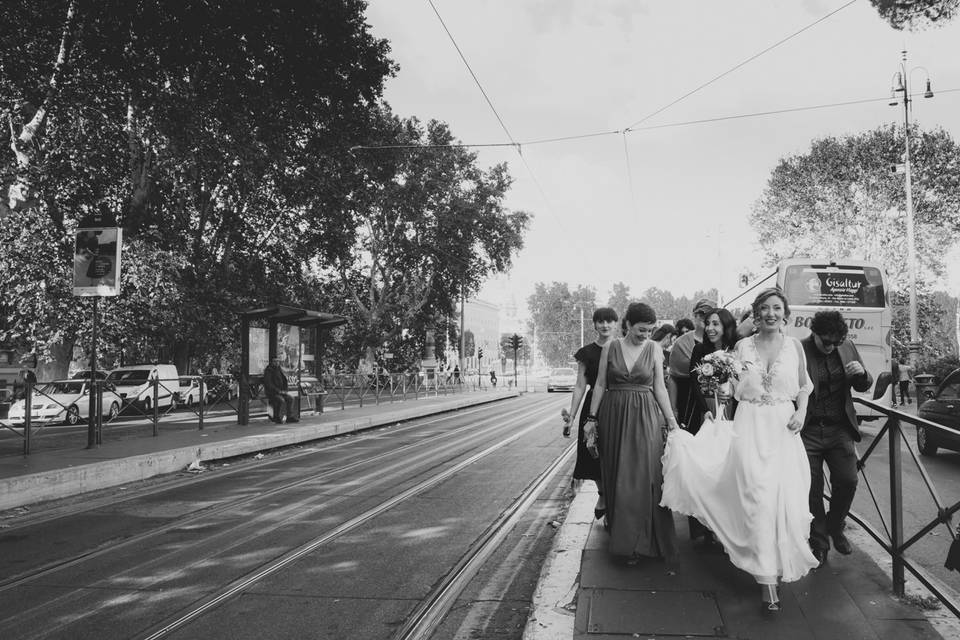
[[106, 364, 179, 411]]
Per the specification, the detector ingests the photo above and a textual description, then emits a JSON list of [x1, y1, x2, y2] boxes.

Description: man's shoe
[[812, 547, 828, 567], [287, 418, 299, 423], [831, 533, 853, 555]]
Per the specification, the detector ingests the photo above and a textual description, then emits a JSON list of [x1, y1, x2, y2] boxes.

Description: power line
[[427, 0, 517, 146], [622, 0, 857, 131], [349, 87, 959, 153], [626, 89, 960, 132], [425, 0, 603, 288]]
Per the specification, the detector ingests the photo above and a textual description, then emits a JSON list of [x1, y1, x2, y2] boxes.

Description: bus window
[[781, 265, 885, 308]]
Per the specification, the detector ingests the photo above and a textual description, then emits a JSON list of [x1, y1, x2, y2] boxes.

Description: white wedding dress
[[661, 335, 819, 583]]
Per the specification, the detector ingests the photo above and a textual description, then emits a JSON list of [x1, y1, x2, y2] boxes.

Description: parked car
[[106, 364, 179, 411], [71, 369, 110, 380], [916, 368, 960, 456], [175, 376, 204, 408], [206, 374, 238, 403], [7, 379, 123, 425], [547, 367, 577, 393]]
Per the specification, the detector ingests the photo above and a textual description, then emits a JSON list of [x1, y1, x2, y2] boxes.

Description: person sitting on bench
[[263, 356, 297, 423]]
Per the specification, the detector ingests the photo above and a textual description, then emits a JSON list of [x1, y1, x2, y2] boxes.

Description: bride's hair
[[751, 287, 790, 320]]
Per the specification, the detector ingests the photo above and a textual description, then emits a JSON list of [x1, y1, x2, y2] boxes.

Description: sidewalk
[[525, 481, 960, 640], [0, 388, 520, 512]]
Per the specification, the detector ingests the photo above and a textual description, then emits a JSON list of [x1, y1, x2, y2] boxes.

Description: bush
[[918, 354, 960, 385]]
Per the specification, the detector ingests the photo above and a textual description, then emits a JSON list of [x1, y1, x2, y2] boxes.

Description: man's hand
[[786, 410, 805, 434], [844, 361, 865, 377]]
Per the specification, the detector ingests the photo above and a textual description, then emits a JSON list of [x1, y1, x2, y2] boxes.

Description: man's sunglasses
[[819, 335, 845, 348]]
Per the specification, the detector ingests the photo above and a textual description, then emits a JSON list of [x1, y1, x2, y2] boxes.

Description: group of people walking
[[561, 288, 871, 613]]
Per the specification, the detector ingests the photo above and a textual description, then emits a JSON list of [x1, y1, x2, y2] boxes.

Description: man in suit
[[801, 310, 873, 567]]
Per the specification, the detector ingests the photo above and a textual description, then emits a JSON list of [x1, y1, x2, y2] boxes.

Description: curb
[[522, 480, 598, 640], [0, 391, 518, 511]]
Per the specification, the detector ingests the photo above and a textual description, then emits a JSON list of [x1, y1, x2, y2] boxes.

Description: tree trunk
[[40, 338, 75, 380]]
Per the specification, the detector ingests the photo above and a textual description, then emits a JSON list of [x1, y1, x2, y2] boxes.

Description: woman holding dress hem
[[561, 307, 620, 519], [584, 302, 680, 562], [661, 288, 817, 613]]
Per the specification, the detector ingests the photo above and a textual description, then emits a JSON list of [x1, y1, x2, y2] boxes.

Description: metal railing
[[850, 396, 960, 615], [1, 371, 512, 454]]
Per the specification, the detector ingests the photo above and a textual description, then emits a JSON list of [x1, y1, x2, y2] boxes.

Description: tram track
[[0, 399, 549, 593], [136, 413, 568, 640], [0, 395, 569, 640]]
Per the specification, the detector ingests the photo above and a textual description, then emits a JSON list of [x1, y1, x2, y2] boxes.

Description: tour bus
[[726, 259, 893, 419]]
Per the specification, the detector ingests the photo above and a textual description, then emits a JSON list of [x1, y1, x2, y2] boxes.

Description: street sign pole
[[87, 297, 99, 448]]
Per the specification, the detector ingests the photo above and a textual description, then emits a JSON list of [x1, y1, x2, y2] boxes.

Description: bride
[[661, 287, 818, 613]]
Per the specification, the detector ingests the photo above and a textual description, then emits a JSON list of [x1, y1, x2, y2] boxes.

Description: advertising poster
[[73, 227, 122, 297]]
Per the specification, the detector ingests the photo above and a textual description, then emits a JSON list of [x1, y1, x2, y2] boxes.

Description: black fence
[[0, 371, 508, 455], [850, 397, 960, 615]]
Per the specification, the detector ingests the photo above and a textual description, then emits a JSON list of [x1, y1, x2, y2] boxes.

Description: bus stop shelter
[[238, 305, 347, 425]]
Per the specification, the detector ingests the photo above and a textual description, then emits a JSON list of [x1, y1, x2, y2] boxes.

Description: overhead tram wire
[[350, 87, 960, 154], [425, 0, 603, 286], [621, 0, 858, 132]]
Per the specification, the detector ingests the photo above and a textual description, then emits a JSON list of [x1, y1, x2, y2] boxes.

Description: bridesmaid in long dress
[[661, 288, 818, 613], [561, 307, 619, 519], [584, 302, 680, 561]]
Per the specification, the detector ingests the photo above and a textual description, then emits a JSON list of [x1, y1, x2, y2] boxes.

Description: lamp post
[[889, 50, 933, 369]]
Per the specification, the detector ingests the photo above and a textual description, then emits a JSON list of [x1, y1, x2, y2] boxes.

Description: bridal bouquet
[[693, 350, 744, 397]]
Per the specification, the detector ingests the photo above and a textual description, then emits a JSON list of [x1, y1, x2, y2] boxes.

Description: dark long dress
[[573, 342, 603, 482], [598, 339, 678, 559]]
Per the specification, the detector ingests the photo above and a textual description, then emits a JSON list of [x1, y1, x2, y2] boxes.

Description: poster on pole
[[73, 226, 122, 297]]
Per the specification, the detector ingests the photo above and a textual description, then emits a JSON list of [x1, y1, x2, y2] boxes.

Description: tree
[[751, 125, 960, 290], [607, 282, 635, 316], [328, 110, 529, 368], [751, 125, 960, 363], [527, 282, 597, 366], [0, 0, 396, 372], [868, 0, 960, 29]]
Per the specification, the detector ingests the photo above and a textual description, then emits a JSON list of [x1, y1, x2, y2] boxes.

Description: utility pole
[[890, 50, 933, 368]]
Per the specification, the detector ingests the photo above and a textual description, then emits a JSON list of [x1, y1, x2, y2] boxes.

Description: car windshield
[[551, 368, 575, 376], [41, 381, 85, 395], [107, 370, 151, 385]]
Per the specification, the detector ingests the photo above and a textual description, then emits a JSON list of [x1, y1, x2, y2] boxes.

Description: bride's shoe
[[760, 584, 781, 614]]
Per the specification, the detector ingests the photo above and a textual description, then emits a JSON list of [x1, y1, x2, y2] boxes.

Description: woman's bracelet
[[584, 414, 598, 423]]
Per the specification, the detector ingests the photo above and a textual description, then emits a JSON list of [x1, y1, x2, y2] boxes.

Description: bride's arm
[[787, 337, 812, 433]]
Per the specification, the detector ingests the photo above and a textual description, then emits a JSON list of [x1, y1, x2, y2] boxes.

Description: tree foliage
[[527, 282, 598, 366], [751, 125, 960, 290], [751, 125, 960, 364], [326, 110, 529, 368], [0, 1, 527, 377], [868, 0, 960, 29]]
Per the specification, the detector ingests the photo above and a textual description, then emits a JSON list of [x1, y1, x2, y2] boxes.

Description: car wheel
[[108, 402, 120, 420], [917, 425, 938, 456], [65, 405, 81, 425]]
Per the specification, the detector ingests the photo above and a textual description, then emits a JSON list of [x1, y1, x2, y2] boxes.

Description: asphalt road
[[0, 393, 573, 640]]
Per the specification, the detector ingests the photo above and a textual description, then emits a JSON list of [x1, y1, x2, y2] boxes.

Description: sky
[[363, 0, 960, 316]]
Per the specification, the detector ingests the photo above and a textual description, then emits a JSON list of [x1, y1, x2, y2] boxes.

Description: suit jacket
[[801, 336, 873, 442]]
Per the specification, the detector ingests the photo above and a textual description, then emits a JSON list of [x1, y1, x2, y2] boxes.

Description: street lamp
[[889, 50, 933, 368]]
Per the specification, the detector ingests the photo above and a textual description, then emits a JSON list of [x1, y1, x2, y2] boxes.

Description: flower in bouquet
[[694, 350, 744, 396]]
